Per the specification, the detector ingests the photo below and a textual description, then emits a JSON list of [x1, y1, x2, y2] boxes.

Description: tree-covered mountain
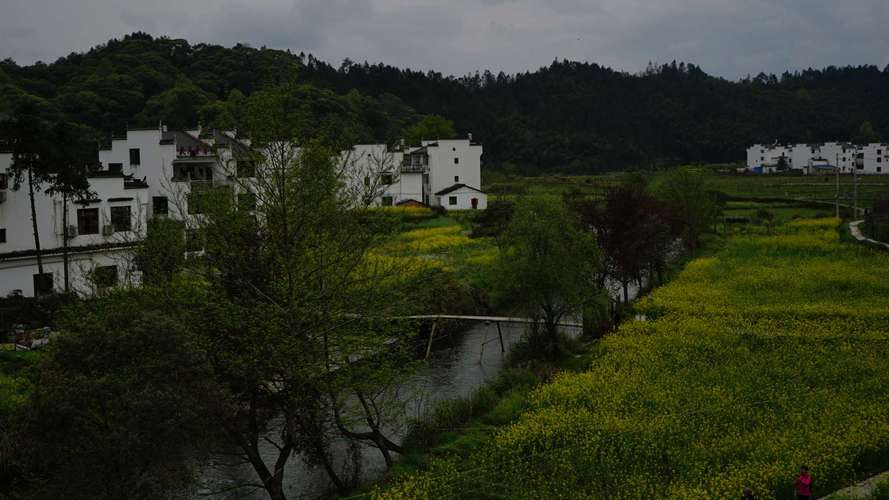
[[2, 32, 888, 174]]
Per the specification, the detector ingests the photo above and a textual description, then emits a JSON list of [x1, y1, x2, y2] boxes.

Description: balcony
[[177, 146, 215, 158], [401, 165, 428, 174]]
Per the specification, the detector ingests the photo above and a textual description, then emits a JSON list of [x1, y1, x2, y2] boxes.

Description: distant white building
[[1, 126, 486, 297], [746, 142, 888, 175], [343, 136, 486, 210]]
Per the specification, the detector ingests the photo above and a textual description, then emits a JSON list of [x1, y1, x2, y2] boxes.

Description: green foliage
[[5, 34, 889, 172], [494, 197, 601, 356], [402, 114, 456, 145], [17, 288, 218, 499], [853, 121, 881, 144], [653, 167, 721, 251], [136, 218, 185, 285], [381, 220, 889, 499]]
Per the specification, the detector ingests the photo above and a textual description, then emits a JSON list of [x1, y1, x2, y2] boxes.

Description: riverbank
[[349, 229, 711, 499], [375, 216, 889, 499]]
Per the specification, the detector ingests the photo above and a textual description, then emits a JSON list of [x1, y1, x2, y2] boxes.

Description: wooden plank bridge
[[398, 315, 585, 359]]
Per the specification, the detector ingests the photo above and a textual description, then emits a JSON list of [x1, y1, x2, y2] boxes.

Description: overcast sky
[[2, 0, 888, 80]]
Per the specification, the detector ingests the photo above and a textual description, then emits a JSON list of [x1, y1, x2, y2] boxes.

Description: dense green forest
[[2, 32, 888, 174]]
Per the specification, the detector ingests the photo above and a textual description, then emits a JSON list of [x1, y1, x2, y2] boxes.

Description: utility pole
[[835, 152, 840, 218], [854, 161, 859, 218]]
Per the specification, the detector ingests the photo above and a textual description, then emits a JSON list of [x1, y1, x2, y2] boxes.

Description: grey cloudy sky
[[2, 0, 888, 79]]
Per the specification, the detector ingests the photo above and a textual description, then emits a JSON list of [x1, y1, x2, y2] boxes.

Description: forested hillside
[[2, 32, 888, 173]]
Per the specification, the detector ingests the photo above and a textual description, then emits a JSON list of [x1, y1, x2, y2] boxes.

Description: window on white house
[[110, 206, 131, 232], [129, 148, 140, 166], [381, 173, 394, 185], [454, 175, 460, 182], [93, 266, 118, 289], [77, 208, 100, 235], [453, 158, 459, 165], [381, 196, 393, 207], [0, 228, 6, 243], [109, 163, 123, 174], [449, 196, 457, 206], [33, 273, 54, 296], [153, 196, 168, 216], [0, 173, 7, 189]]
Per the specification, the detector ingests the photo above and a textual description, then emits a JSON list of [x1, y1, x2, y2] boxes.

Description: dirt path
[[849, 220, 889, 250], [821, 470, 889, 499]]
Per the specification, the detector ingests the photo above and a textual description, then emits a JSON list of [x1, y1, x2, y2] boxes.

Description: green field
[[379, 218, 889, 499], [483, 171, 889, 210]]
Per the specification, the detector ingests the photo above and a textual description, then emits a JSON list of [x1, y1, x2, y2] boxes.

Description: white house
[[343, 136, 486, 210], [746, 142, 888, 175], [0, 152, 150, 297]]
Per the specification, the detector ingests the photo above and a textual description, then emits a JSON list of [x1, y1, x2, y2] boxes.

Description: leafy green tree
[[653, 167, 721, 253], [493, 197, 601, 358], [853, 121, 880, 144], [19, 287, 218, 499], [402, 114, 456, 145], [41, 121, 97, 292], [135, 77, 209, 129], [178, 85, 419, 498], [136, 218, 185, 286]]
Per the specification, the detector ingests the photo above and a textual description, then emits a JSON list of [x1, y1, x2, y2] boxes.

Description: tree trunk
[[28, 167, 44, 277], [63, 192, 70, 293]]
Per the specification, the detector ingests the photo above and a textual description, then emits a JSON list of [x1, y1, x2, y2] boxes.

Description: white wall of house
[[342, 137, 484, 209], [1, 151, 149, 297], [746, 142, 888, 175], [436, 186, 488, 211], [423, 139, 482, 198], [858, 143, 887, 174], [0, 247, 140, 297], [746, 145, 765, 169]]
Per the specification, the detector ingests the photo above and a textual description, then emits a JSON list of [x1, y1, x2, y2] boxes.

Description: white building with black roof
[[343, 135, 487, 210]]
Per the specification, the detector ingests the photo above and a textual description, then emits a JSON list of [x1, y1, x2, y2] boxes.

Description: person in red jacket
[[795, 465, 813, 500]]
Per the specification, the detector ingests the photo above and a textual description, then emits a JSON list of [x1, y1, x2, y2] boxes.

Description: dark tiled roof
[[87, 171, 125, 178], [125, 178, 149, 190], [395, 198, 428, 207], [434, 183, 485, 196]]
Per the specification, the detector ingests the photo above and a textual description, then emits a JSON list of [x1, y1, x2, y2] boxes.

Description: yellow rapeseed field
[[379, 218, 889, 499]]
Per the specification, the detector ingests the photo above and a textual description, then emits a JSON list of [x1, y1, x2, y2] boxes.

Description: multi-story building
[[0, 152, 150, 297], [1, 126, 486, 297], [746, 142, 889, 175], [344, 136, 487, 210]]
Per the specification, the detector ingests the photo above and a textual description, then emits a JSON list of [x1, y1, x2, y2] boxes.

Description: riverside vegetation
[[377, 217, 889, 499]]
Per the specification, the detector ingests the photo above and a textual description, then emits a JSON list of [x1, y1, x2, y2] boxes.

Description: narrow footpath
[[849, 220, 889, 250], [821, 470, 889, 499]]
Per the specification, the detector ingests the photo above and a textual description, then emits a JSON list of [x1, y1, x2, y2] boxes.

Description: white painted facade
[[434, 184, 488, 210], [0, 152, 148, 297], [2, 127, 486, 297], [746, 142, 889, 175], [343, 137, 486, 210]]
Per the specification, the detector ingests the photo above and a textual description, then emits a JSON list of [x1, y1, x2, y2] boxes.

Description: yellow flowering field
[[378, 218, 889, 499]]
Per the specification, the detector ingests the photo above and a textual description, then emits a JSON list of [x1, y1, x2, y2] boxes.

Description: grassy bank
[[377, 218, 889, 499]]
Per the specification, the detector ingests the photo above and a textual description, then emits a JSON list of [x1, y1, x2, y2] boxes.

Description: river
[[197, 280, 641, 499], [196, 321, 575, 499]]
